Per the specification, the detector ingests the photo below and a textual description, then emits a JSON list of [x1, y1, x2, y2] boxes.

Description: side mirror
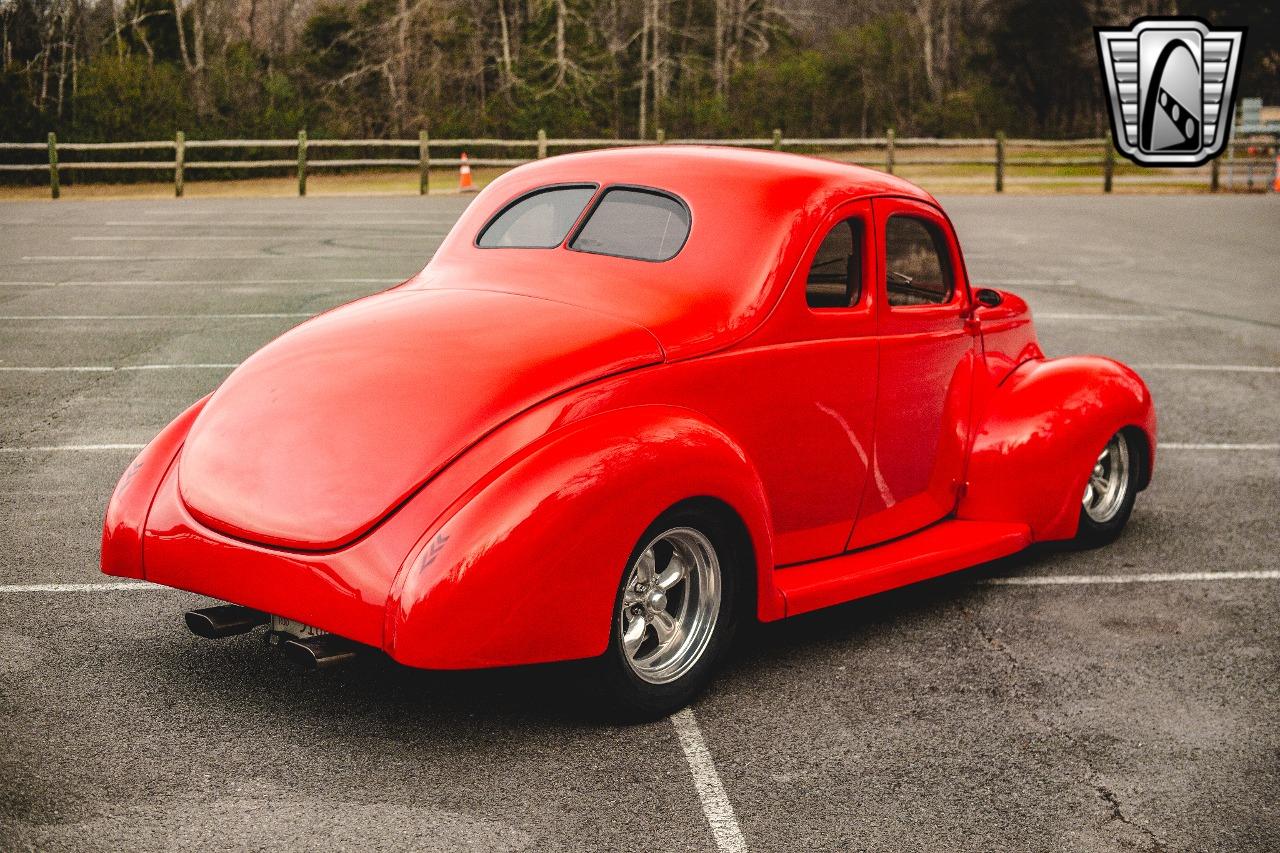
[[975, 288, 1003, 308]]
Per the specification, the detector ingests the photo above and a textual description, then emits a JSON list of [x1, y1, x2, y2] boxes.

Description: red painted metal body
[[102, 147, 1156, 669]]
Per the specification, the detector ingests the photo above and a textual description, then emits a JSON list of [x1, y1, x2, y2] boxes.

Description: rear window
[[477, 185, 596, 248], [569, 188, 690, 262]]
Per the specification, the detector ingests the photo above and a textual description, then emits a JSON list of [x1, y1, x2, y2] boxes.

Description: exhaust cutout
[[184, 604, 269, 639], [281, 634, 359, 670]]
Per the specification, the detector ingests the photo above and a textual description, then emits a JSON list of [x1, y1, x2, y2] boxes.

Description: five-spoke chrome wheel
[[1082, 432, 1131, 524], [618, 527, 721, 685]]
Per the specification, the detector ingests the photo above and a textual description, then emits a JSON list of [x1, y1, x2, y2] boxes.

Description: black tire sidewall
[[1074, 430, 1140, 548], [594, 506, 739, 722]]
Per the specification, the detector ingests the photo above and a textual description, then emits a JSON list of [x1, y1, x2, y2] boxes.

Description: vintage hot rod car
[[102, 147, 1156, 718]]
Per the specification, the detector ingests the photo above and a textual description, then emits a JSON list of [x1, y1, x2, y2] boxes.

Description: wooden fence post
[[885, 128, 895, 174], [47, 132, 59, 199], [1103, 131, 1115, 193], [174, 131, 185, 198], [995, 131, 1005, 193], [1210, 156, 1220, 192], [297, 129, 307, 197], [656, 128, 666, 144], [419, 130, 430, 195], [537, 128, 547, 158], [772, 128, 782, 150]]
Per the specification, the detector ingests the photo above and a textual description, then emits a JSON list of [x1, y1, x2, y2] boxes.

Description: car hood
[[178, 288, 663, 551]]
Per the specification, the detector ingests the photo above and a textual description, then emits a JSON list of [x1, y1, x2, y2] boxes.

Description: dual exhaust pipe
[[184, 604, 359, 670]]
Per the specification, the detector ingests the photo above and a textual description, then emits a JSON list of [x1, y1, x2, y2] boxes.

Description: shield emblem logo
[[1095, 17, 1247, 167]]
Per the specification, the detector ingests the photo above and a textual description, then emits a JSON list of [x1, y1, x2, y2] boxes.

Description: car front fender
[[101, 394, 212, 579], [384, 405, 776, 670], [958, 356, 1156, 541]]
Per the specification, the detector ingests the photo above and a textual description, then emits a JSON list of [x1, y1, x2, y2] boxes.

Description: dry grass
[[0, 149, 1257, 201]]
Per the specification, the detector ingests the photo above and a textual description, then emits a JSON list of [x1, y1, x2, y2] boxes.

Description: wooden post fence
[[995, 131, 1005, 193], [419, 131, 430, 195], [1210, 156, 1220, 192], [174, 131, 185, 197], [9, 133, 1174, 198], [297, 129, 307, 196], [1103, 131, 1115, 193], [47, 132, 59, 199]]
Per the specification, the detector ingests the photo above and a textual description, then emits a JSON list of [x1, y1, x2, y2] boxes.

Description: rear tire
[[1073, 429, 1140, 548], [592, 505, 738, 722]]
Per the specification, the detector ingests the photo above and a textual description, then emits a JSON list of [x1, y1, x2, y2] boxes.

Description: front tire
[[593, 506, 738, 722], [1073, 429, 1140, 548]]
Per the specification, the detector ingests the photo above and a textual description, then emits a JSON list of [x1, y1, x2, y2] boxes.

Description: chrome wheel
[[618, 527, 721, 685], [1082, 433, 1131, 524]]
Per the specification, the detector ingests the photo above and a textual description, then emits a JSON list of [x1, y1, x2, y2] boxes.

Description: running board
[[774, 520, 1031, 617]]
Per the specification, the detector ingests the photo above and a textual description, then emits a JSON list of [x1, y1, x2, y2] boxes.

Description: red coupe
[[102, 147, 1156, 718]]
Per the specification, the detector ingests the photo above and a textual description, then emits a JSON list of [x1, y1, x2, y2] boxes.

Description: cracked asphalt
[[1, 192, 1277, 851]]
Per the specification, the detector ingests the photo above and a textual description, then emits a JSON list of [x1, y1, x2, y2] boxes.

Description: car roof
[[485, 145, 937, 204], [416, 146, 941, 360]]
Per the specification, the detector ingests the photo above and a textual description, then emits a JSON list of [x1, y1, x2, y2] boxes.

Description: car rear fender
[[101, 394, 212, 579], [385, 405, 776, 670], [958, 356, 1156, 541]]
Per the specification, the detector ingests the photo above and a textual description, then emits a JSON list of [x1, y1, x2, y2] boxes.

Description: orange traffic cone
[[1274, 155, 1280, 193], [458, 152, 475, 193]]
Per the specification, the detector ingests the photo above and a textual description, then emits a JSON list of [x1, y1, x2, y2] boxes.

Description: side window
[[885, 216, 952, 306], [477, 185, 596, 248], [805, 219, 864, 309]]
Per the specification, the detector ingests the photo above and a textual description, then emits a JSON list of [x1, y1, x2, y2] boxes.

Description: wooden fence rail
[[1, 128, 1274, 198]]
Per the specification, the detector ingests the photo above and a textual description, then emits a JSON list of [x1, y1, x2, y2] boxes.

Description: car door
[[706, 199, 879, 566], [846, 197, 978, 550]]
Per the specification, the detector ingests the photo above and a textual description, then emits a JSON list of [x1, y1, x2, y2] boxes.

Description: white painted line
[[978, 278, 1078, 287], [105, 219, 456, 227], [1035, 313, 1163, 321], [0, 581, 169, 593], [1160, 442, 1279, 451], [1133, 363, 1280, 374], [985, 570, 1280, 586], [0, 444, 145, 453], [72, 234, 445, 241], [21, 254, 423, 261], [0, 363, 237, 372], [0, 313, 312, 321], [0, 278, 402, 288], [671, 709, 747, 852]]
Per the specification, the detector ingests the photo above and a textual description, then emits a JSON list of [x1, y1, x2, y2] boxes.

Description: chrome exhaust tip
[[184, 604, 269, 639], [280, 634, 359, 670]]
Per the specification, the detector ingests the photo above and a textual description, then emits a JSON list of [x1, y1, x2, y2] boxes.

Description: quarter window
[[805, 219, 864, 309], [570, 188, 690, 262], [477, 185, 596, 248], [885, 216, 952, 306]]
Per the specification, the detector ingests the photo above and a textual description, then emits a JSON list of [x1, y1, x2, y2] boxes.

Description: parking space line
[[1160, 442, 1279, 450], [1133, 363, 1280, 374], [0, 444, 145, 453], [977, 278, 1078, 287], [985, 570, 1280, 586], [0, 278, 401, 287], [0, 364, 237, 372], [72, 235, 446, 241], [21, 254, 424, 261], [0, 313, 313, 321], [0, 581, 167, 593], [1035, 313, 1164, 321], [670, 708, 748, 853]]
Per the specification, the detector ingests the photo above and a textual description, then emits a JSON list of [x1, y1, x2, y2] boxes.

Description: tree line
[[0, 0, 1275, 142]]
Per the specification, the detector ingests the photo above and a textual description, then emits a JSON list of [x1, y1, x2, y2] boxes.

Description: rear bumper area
[[142, 457, 416, 649]]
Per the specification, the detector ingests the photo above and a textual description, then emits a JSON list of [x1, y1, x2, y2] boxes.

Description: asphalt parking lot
[[1, 191, 1277, 852]]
